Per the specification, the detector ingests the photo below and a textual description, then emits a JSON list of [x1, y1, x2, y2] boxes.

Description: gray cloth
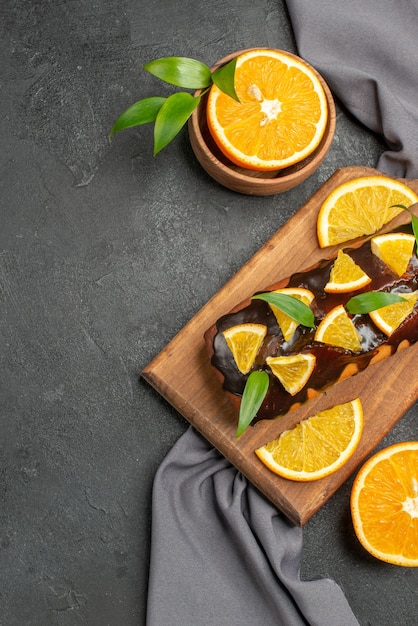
[[146, 427, 359, 625], [286, 0, 418, 178], [147, 2, 418, 624]]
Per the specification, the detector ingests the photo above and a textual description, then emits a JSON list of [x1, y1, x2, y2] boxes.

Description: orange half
[[207, 49, 328, 171], [351, 442, 418, 566]]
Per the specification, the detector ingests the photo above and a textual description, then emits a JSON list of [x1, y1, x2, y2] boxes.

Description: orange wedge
[[324, 250, 371, 293], [314, 305, 362, 351], [222, 323, 267, 374], [255, 398, 363, 481], [351, 442, 418, 566], [317, 176, 418, 247], [266, 353, 316, 395], [369, 291, 418, 336], [207, 49, 328, 171], [268, 288, 315, 341], [371, 232, 416, 276]]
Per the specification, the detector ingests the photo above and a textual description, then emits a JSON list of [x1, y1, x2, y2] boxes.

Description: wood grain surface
[[142, 166, 418, 525]]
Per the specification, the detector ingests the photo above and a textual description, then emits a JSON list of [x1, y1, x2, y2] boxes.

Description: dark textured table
[[1, 1, 417, 625]]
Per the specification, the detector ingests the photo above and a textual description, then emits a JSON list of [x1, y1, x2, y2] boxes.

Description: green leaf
[[211, 58, 239, 101], [390, 203, 418, 247], [110, 96, 166, 136], [236, 371, 269, 438], [346, 291, 406, 314], [153, 92, 200, 155], [252, 292, 315, 328], [412, 214, 418, 245], [144, 57, 212, 89]]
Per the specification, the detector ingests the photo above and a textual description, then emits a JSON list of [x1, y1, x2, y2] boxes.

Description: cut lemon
[[351, 441, 418, 566], [315, 305, 362, 351], [255, 398, 363, 481], [371, 232, 416, 276], [266, 353, 316, 395], [324, 249, 371, 293], [222, 323, 267, 374], [268, 288, 315, 341], [317, 176, 418, 247], [369, 291, 418, 336], [207, 48, 328, 171]]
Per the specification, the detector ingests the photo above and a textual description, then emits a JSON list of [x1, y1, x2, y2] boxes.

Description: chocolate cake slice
[[204, 225, 418, 424]]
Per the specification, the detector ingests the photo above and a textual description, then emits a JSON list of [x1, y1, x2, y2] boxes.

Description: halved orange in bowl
[[206, 48, 329, 172]]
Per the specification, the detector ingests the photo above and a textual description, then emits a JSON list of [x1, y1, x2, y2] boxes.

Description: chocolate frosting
[[209, 225, 418, 422]]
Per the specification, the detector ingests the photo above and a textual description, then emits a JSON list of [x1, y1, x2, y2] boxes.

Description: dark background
[[1, 1, 417, 624]]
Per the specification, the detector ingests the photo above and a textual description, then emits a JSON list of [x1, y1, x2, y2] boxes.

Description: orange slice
[[255, 398, 363, 481], [324, 249, 371, 293], [314, 304, 362, 351], [317, 176, 418, 248], [351, 441, 418, 566], [266, 353, 316, 395], [206, 49, 328, 171], [268, 288, 315, 341], [371, 232, 416, 276], [222, 323, 267, 374], [369, 290, 418, 336]]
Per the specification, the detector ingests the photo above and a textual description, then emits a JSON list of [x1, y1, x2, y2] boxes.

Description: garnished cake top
[[206, 225, 418, 424]]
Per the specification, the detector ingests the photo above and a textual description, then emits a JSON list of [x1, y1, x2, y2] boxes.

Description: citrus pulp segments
[[351, 441, 418, 566], [369, 291, 418, 336], [324, 250, 372, 293], [255, 398, 364, 481], [266, 353, 316, 396], [314, 305, 362, 351], [371, 232, 416, 276], [207, 49, 329, 171], [222, 323, 267, 375], [317, 176, 418, 247]]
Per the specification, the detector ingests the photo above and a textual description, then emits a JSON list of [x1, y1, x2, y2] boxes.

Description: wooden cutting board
[[142, 166, 418, 525]]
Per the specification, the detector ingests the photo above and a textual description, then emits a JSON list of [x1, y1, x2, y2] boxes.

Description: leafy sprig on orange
[[110, 56, 238, 154], [111, 48, 331, 170], [252, 291, 315, 328], [346, 291, 406, 314]]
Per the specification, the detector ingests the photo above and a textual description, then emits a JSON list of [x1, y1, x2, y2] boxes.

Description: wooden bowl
[[188, 49, 336, 196]]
